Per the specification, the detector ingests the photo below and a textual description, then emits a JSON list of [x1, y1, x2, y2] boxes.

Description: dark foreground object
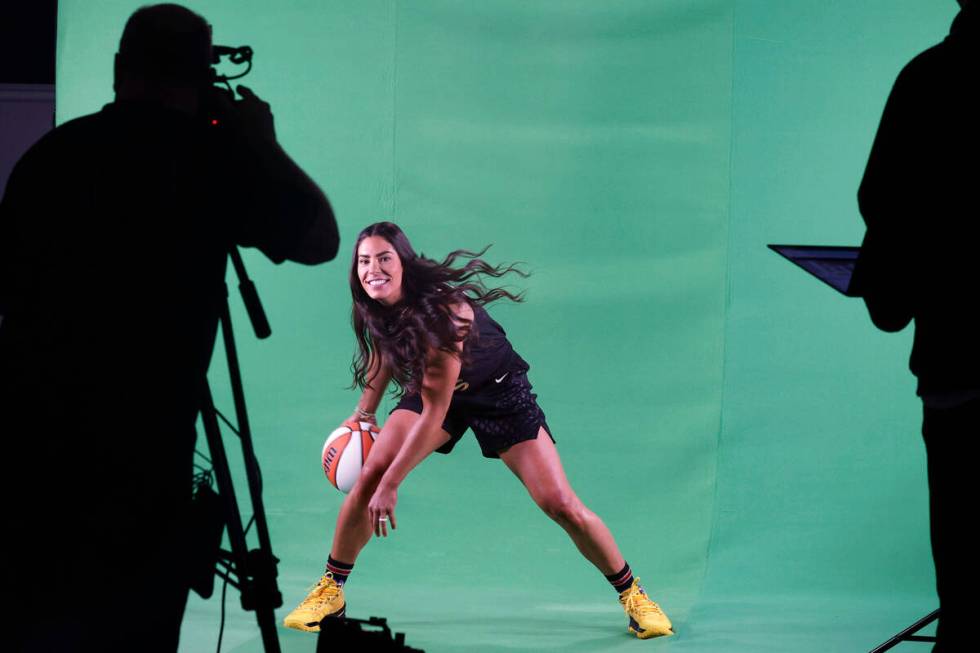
[[869, 610, 938, 653], [316, 617, 423, 652]]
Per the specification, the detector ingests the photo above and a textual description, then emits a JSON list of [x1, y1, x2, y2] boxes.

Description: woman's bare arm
[[349, 352, 392, 424]]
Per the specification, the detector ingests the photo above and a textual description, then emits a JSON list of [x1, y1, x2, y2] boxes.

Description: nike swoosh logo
[[494, 373, 509, 383]]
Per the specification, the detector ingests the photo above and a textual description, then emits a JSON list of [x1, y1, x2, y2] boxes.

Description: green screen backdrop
[[54, 1, 952, 651]]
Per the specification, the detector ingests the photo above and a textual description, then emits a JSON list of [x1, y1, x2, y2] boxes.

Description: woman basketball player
[[283, 221, 673, 640]]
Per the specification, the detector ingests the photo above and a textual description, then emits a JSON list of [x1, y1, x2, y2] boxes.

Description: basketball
[[322, 420, 379, 493]]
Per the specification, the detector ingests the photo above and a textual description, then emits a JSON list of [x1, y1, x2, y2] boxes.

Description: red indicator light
[[211, 119, 219, 126]]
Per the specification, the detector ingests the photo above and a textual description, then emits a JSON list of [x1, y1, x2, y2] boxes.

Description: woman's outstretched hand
[[368, 482, 398, 537]]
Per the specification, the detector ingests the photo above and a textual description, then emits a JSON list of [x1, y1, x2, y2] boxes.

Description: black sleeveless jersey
[[455, 304, 526, 393]]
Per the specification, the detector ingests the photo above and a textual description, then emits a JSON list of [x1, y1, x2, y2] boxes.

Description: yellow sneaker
[[282, 573, 346, 632], [618, 578, 673, 639]]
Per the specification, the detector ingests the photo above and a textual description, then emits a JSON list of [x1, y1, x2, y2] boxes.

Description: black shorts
[[391, 369, 554, 458]]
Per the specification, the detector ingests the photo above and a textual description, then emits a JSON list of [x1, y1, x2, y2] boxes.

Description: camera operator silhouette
[[853, 1, 978, 650], [0, 4, 338, 651]]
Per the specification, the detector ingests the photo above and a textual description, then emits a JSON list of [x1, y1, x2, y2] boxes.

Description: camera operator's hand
[[201, 82, 339, 263], [234, 85, 277, 143]]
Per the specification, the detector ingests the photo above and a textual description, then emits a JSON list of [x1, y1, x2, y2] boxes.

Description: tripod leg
[[200, 380, 282, 653], [218, 292, 284, 650], [868, 609, 939, 653]]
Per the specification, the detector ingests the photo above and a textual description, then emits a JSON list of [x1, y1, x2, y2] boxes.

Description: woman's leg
[[284, 410, 452, 632], [498, 428, 625, 575], [330, 409, 450, 562]]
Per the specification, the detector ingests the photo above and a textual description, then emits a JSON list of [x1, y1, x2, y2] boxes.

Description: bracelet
[[355, 406, 375, 418]]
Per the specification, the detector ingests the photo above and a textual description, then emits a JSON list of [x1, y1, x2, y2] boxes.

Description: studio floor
[[180, 581, 937, 652]]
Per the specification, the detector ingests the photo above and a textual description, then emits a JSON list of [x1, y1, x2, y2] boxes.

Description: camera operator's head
[[113, 3, 212, 115]]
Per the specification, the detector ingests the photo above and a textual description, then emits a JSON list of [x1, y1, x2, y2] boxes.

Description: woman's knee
[[537, 490, 587, 528]]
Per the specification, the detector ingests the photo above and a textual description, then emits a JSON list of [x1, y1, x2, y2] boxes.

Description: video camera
[[200, 44, 254, 126], [211, 45, 253, 89]]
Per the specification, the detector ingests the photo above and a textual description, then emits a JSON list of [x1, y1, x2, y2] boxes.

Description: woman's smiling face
[[357, 235, 403, 305]]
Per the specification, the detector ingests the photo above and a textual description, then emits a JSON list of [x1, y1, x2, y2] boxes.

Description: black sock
[[326, 555, 354, 585], [606, 561, 634, 594]]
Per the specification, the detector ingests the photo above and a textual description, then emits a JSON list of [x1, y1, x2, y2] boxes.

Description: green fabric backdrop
[[53, 1, 952, 650]]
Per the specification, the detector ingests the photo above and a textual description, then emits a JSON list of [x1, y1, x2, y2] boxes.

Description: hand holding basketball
[[347, 410, 377, 427]]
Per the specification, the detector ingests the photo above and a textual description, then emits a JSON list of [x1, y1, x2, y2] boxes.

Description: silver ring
[[378, 516, 388, 522]]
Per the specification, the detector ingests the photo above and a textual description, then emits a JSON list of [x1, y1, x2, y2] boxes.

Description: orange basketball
[[321, 421, 379, 493]]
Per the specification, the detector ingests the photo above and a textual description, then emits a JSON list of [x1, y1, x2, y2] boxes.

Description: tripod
[[196, 247, 282, 653], [869, 609, 938, 653]]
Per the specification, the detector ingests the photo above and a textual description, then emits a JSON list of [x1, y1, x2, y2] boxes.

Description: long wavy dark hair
[[350, 221, 527, 396]]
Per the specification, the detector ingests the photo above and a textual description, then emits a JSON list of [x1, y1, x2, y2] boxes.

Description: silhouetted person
[[0, 4, 338, 651], [853, 2, 978, 650]]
